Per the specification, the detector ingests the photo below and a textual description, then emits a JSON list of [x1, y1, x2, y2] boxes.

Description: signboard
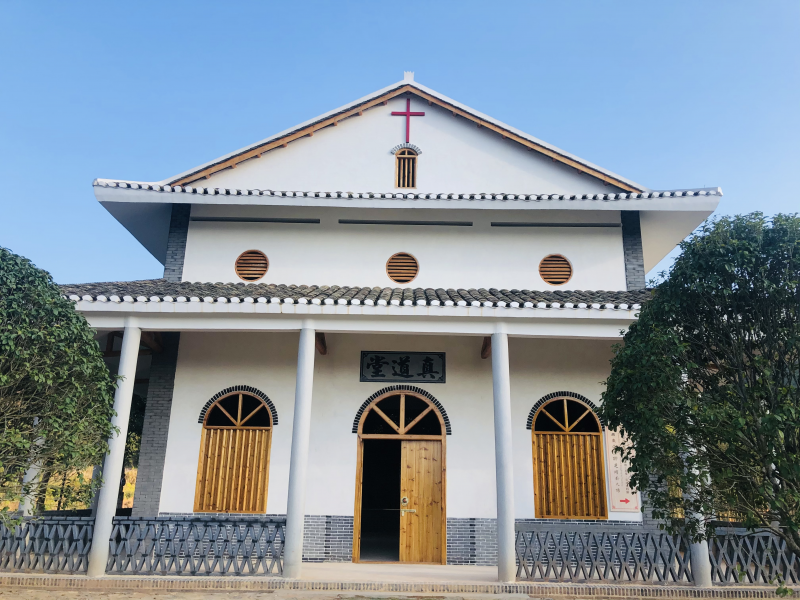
[[604, 428, 640, 512], [360, 351, 446, 383]]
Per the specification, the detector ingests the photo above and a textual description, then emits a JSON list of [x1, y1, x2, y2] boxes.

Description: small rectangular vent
[[491, 222, 621, 228], [191, 217, 320, 223], [339, 219, 472, 227]]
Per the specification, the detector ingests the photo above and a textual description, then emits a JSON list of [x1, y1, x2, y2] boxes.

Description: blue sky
[[1, 1, 797, 284]]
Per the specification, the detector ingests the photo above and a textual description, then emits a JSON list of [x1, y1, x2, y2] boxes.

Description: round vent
[[235, 250, 269, 281], [386, 252, 419, 284], [539, 254, 572, 286]]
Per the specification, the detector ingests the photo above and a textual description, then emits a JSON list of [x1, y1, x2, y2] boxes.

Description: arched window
[[532, 396, 607, 519], [395, 148, 417, 188], [194, 391, 273, 513]]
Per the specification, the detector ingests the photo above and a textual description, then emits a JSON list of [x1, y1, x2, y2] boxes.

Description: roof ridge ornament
[[403, 71, 414, 82]]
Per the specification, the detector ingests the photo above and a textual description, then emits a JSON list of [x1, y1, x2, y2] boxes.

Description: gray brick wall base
[[132, 333, 181, 517], [447, 518, 498, 565], [303, 515, 354, 562], [621, 210, 646, 290]]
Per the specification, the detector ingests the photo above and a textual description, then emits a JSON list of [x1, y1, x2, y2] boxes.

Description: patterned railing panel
[[0, 517, 93, 574], [107, 516, 286, 576], [710, 528, 799, 585], [515, 525, 693, 584]]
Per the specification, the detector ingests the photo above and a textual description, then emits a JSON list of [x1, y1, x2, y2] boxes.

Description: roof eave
[[94, 181, 722, 213]]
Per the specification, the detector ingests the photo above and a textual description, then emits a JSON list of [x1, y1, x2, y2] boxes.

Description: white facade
[[157, 333, 636, 521], [73, 75, 721, 575], [183, 206, 627, 290], [202, 96, 618, 196]]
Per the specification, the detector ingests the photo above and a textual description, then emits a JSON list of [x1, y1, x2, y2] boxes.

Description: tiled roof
[[93, 179, 721, 204], [60, 279, 650, 310]]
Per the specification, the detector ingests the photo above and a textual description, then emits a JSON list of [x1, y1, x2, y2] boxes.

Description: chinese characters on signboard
[[604, 428, 639, 512], [360, 351, 446, 383]]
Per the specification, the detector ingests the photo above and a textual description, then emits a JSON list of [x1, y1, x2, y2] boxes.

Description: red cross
[[391, 98, 425, 143]]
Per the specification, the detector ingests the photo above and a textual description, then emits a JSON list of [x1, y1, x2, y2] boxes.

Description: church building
[[62, 73, 721, 580]]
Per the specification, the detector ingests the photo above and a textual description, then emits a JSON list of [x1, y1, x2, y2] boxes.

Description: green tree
[[0, 247, 117, 523], [600, 213, 800, 555]]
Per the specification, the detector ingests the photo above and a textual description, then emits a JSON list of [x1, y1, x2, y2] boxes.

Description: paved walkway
[[0, 565, 778, 599], [302, 563, 498, 583]]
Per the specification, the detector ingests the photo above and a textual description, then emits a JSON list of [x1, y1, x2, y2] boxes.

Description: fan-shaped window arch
[[194, 391, 273, 513], [357, 391, 446, 437], [395, 148, 417, 188], [531, 396, 607, 519]]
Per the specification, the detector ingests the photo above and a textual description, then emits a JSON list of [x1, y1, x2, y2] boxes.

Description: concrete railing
[[710, 527, 799, 585], [1, 515, 286, 576], [515, 523, 693, 584], [0, 516, 94, 574]]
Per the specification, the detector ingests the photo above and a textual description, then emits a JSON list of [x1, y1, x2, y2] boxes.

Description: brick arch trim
[[526, 391, 604, 430], [352, 385, 451, 435], [389, 143, 422, 155], [197, 385, 278, 426]]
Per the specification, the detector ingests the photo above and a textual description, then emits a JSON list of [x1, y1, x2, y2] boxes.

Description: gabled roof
[[165, 73, 646, 193]]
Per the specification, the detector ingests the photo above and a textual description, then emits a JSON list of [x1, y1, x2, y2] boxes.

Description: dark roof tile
[[60, 279, 651, 310]]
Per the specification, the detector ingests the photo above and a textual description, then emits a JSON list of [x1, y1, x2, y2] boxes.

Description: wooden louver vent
[[539, 254, 572, 286], [395, 149, 417, 188], [235, 250, 269, 281], [386, 252, 419, 284]]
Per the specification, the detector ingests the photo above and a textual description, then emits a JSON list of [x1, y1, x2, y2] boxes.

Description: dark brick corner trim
[[351, 385, 451, 435], [621, 210, 646, 291], [163, 204, 191, 283], [197, 385, 279, 426], [526, 391, 604, 430]]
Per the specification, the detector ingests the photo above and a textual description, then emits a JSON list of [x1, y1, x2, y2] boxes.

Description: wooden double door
[[354, 392, 446, 564]]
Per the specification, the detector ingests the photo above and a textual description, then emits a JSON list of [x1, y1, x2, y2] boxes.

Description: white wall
[[159, 332, 640, 522], [182, 206, 627, 291], [200, 95, 622, 196]]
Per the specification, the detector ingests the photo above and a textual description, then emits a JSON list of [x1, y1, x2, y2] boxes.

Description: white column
[[18, 463, 41, 516], [491, 330, 516, 583], [283, 325, 316, 579], [87, 324, 141, 578], [690, 534, 713, 586]]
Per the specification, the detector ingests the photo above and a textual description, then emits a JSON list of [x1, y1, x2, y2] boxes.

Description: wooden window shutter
[[235, 250, 269, 281], [194, 392, 273, 513], [539, 254, 572, 286], [395, 149, 417, 188], [531, 397, 607, 519], [386, 252, 419, 283]]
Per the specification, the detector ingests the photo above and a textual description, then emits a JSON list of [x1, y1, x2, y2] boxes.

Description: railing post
[[283, 324, 316, 579], [87, 324, 141, 577], [491, 328, 516, 583]]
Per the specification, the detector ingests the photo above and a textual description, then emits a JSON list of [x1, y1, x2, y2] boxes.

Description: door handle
[[400, 508, 416, 514]]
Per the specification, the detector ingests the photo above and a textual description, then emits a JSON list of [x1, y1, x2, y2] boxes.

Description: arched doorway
[[531, 396, 607, 519], [353, 390, 446, 564], [193, 391, 273, 513]]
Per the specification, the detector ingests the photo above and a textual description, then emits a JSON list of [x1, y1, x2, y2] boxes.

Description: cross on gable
[[391, 98, 425, 143]]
